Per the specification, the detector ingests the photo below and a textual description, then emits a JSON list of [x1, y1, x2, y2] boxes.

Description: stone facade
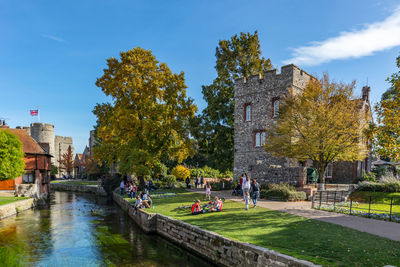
[[0, 198, 35, 220], [234, 65, 372, 184], [54, 135, 74, 176], [113, 192, 318, 267], [234, 65, 312, 184]]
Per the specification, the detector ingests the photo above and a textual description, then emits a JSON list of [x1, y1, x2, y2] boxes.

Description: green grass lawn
[[50, 180, 99, 186], [0, 197, 28, 206], [125, 189, 400, 266]]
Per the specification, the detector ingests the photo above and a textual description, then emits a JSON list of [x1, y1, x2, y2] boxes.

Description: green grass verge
[[0, 197, 29, 206], [50, 180, 99, 186], [351, 191, 400, 215], [124, 189, 400, 266]]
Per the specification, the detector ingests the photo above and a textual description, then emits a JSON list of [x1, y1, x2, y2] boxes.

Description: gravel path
[[189, 188, 400, 242]]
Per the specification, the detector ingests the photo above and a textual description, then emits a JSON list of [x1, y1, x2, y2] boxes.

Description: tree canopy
[[265, 74, 369, 185], [58, 146, 73, 175], [93, 47, 197, 186], [0, 130, 25, 181], [373, 53, 400, 160], [191, 31, 272, 172]]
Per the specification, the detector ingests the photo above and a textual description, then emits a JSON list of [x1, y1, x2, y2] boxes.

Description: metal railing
[[312, 190, 400, 223]]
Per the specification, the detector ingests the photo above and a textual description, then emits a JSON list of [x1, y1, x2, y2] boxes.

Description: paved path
[[189, 189, 400, 242]]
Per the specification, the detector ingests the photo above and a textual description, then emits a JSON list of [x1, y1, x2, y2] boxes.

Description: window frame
[[271, 97, 280, 118], [254, 131, 266, 148], [244, 103, 252, 122], [325, 163, 333, 178]]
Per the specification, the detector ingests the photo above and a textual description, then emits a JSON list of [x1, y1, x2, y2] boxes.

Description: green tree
[[94, 47, 197, 188], [265, 74, 369, 188], [0, 130, 25, 181], [192, 31, 272, 172], [373, 53, 400, 160]]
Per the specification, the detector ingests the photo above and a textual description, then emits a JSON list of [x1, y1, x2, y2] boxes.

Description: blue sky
[[1, 0, 400, 153]]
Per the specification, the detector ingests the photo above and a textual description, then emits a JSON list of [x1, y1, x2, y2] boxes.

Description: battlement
[[234, 64, 313, 85], [55, 135, 73, 143]]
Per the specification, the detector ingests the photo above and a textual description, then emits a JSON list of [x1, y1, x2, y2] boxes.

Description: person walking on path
[[205, 182, 211, 201], [194, 177, 199, 189], [242, 174, 251, 201], [185, 177, 191, 189], [200, 176, 204, 188], [250, 179, 260, 207], [120, 180, 125, 195]]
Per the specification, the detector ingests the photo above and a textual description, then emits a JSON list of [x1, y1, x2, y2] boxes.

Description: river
[[0, 191, 213, 266]]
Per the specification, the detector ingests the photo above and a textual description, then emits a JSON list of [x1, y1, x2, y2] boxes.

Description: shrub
[[190, 168, 205, 178], [171, 165, 190, 181], [152, 162, 168, 179], [158, 174, 176, 188], [357, 173, 400, 193], [260, 182, 306, 201], [209, 180, 234, 191], [360, 170, 376, 182], [202, 165, 220, 178]]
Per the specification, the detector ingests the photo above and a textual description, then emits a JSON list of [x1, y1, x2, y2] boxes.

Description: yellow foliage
[[171, 165, 190, 181]]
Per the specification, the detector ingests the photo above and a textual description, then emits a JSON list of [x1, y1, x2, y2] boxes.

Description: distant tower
[[362, 86, 370, 102], [30, 123, 55, 163]]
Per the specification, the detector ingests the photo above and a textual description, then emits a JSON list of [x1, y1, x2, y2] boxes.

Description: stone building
[[16, 123, 74, 177], [233, 64, 372, 184]]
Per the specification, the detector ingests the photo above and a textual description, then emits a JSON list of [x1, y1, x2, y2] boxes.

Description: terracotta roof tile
[[1, 128, 46, 154]]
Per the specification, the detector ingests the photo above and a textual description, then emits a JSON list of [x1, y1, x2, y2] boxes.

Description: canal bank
[[50, 182, 107, 196], [0, 191, 212, 266], [0, 198, 36, 220], [113, 192, 318, 267]]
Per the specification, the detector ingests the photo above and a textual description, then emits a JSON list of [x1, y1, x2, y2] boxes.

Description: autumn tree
[[191, 31, 273, 172], [58, 146, 74, 176], [0, 130, 25, 181], [373, 53, 400, 161], [265, 74, 369, 188], [94, 47, 197, 188]]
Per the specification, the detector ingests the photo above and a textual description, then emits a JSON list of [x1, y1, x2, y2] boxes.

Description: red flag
[[30, 110, 39, 116]]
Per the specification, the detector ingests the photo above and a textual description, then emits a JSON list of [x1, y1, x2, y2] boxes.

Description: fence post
[[390, 197, 393, 222], [368, 196, 371, 218], [333, 191, 337, 210], [349, 198, 352, 215]]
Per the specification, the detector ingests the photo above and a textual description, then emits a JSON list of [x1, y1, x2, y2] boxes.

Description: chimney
[[0, 120, 9, 128], [362, 86, 370, 102]]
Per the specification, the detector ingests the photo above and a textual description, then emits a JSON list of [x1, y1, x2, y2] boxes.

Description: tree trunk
[[138, 175, 146, 190], [317, 163, 327, 191]]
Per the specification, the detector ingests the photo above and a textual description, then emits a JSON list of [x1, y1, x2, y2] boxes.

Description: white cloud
[[41, 34, 65, 43], [284, 6, 400, 66]]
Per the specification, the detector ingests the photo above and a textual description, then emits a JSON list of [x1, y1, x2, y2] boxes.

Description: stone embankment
[[113, 192, 319, 267], [50, 183, 107, 196], [0, 198, 35, 220]]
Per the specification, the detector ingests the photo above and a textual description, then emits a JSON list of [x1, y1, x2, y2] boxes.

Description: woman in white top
[[242, 175, 251, 201], [205, 182, 211, 201]]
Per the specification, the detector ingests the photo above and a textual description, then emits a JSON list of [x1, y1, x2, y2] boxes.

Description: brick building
[[0, 126, 51, 198], [233, 64, 372, 184]]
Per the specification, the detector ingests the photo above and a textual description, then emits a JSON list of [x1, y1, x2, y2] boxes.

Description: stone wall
[[50, 183, 107, 196], [113, 192, 318, 267], [54, 136, 74, 175], [0, 198, 35, 220], [234, 64, 312, 183]]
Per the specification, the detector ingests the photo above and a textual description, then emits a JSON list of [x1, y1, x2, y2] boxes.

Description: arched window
[[273, 99, 280, 117], [244, 104, 251, 122], [254, 131, 266, 147]]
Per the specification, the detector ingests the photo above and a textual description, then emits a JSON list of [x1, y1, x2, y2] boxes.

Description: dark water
[[0, 191, 212, 267]]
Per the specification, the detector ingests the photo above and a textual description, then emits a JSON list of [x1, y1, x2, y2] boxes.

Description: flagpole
[[37, 106, 40, 123]]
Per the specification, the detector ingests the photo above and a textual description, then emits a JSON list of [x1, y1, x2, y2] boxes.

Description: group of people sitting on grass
[[132, 191, 153, 214], [191, 196, 223, 215], [120, 178, 157, 199]]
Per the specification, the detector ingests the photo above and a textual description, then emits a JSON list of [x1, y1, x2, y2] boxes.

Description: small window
[[325, 163, 333, 178], [245, 104, 251, 122], [254, 132, 266, 147], [273, 99, 280, 117], [23, 173, 35, 184]]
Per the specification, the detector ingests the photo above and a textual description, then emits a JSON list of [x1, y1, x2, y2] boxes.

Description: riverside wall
[[0, 198, 36, 220], [50, 183, 107, 196], [113, 192, 319, 267]]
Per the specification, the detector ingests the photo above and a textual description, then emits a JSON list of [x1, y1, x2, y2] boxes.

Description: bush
[[202, 165, 220, 178], [190, 168, 205, 178], [259, 183, 306, 201], [360, 170, 376, 182], [152, 162, 168, 179], [171, 165, 190, 180], [156, 174, 176, 189], [209, 180, 234, 191], [357, 173, 400, 193]]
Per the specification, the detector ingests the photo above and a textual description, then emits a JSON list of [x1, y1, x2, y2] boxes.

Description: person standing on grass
[[250, 179, 260, 207], [205, 182, 211, 201], [194, 177, 199, 189], [185, 176, 190, 188], [120, 180, 125, 195], [200, 176, 204, 188], [244, 191, 250, 210], [242, 174, 251, 201]]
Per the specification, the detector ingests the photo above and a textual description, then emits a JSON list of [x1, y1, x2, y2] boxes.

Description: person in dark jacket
[[250, 179, 260, 207], [185, 177, 190, 188]]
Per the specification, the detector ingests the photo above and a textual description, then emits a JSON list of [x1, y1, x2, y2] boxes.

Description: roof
[[0, 127, 47, 154], [76, 153, 83, 160]]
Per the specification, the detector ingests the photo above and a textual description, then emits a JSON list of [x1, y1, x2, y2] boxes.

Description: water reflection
[[0, 191, 213, 267]]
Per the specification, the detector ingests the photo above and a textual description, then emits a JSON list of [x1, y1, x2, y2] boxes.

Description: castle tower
[[29, 123, 55, 163], [54, 136, 74, 176]]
